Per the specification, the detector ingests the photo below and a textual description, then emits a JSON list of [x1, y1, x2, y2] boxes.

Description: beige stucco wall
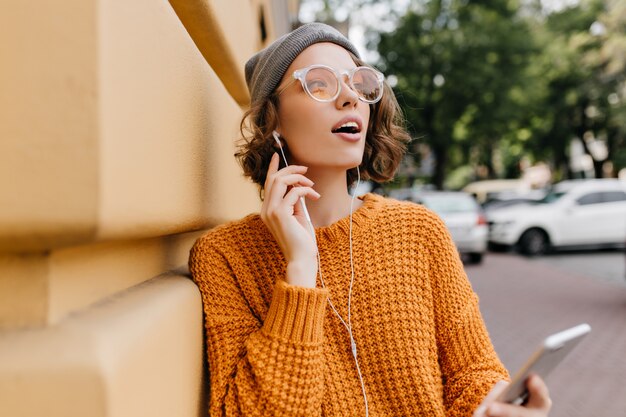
[[0, 0, 291, 415], [0, 274, 204, 417], [0, 1, 99, 253], [0, 0, 262, 254]]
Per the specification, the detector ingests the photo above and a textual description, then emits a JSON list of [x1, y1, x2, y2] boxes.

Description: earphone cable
[[275, 142, 368, 416], [348, 167, 368, 416]]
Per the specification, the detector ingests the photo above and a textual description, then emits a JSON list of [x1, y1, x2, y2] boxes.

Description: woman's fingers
[[261, 154, 318, 228], [485, 402, 529, 417], [264, 153, 280, 191], [264, 153, 309, 190], [265, 173, 315, 211], [524, 375, 552, 411], [480, 375, 551, 417], [283, 186, 321, 209], [473, 381, 509, 417], [265, 186, 320, 221], [274, 173, 314, 190], [259, 154, 319, 285], [484, 400, 548, 417], [263, 155, 315, 214]]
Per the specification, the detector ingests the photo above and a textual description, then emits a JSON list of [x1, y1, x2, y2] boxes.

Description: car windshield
[[421, 195, 477, 213]]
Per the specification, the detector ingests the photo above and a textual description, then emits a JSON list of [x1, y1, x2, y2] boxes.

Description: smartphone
[[496, 323, 591, 405]]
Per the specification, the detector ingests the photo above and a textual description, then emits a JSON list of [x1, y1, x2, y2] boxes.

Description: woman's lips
[[333, 131, 362, 142], [331, 116, 363, 142]]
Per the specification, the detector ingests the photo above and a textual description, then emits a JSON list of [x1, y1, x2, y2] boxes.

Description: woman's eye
[[307, 79, 329, 91]]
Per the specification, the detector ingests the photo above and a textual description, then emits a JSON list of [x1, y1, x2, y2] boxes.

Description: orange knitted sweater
[[189, 193, 508, 417]]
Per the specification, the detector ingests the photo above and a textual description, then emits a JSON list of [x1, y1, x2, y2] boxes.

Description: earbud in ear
[[272, 130, 282, 149], [272, 130, 290, 168]]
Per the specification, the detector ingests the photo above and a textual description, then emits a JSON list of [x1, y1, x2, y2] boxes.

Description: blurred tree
[[527, 0, 625, 178], [300, 0, 626, 184], [376, 0, 535, 188], [580, 0, 626, 176]]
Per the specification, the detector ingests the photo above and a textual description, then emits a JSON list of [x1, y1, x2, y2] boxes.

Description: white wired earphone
[[272, 131, 369, 416]]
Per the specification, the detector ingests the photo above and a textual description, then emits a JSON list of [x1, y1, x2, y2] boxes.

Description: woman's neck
[[303, 168, 363, 228]]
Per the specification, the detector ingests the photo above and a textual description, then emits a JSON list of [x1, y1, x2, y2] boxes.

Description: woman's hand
[[260, 153, 321, 288], [473, 375, 552, 417]]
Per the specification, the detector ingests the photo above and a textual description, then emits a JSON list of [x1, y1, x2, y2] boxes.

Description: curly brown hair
[[235, 59, 411, 193]]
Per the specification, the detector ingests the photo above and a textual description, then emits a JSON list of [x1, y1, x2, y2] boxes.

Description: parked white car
[[487, 179, 626, 255], [417, 192, 488, 264]]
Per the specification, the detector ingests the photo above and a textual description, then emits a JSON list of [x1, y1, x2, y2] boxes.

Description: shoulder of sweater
[[373, 195, 447, 228], [371, 195, 453, 249], [191, 213, 265, 253]]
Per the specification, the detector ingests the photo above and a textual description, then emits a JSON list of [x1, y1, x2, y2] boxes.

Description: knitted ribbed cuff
[[262, 280, 329, 344]]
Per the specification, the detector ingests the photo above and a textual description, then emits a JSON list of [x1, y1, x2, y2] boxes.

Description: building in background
[[0, 1, 299, 416]]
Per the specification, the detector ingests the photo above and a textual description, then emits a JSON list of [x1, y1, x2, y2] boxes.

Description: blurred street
[[466, 251, 626, 417], [533, 249, 626, 287]]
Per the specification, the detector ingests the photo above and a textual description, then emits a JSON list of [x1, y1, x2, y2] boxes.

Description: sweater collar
[[314, 193, 384, 241]]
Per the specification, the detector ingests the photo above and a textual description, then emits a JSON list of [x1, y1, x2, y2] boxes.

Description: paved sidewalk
[[466, 253, 626, 417], [533, 249, 626, 287]]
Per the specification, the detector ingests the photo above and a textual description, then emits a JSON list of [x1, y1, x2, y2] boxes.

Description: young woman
[[189, 22, 552, 417]]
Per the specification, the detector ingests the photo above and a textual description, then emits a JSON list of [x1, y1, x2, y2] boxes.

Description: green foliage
[[377, 0, 536, 188], [527, 0, 626, 178]]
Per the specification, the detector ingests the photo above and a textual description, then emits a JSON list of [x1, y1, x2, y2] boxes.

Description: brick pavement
[[465, 253, 626, 417]]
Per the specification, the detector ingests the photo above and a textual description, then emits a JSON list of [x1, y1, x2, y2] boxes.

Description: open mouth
[[331, 121, 361, 134]]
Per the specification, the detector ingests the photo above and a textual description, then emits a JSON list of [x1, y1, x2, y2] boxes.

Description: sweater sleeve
[[189, 236, 329, 417], [422, 211, 509, 417]]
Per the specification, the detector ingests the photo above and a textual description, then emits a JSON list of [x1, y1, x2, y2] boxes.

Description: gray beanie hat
[[245, 22, 360, 106]]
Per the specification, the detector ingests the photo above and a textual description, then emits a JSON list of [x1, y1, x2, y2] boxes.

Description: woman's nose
[[335, 77, 359, 109]]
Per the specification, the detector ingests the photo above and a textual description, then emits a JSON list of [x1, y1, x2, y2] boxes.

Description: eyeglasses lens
[[304, 67, 381, 102], [304, 68, 339, 101], [305, 68, 382, 102], [352, 68, 381, 102]]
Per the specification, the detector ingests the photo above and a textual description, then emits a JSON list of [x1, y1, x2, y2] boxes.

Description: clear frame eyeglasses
[[276, 64, 385, 104]]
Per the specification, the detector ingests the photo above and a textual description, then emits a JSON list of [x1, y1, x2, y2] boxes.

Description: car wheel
[[468, 253, 484, 264], [518, 229, 549, 256]]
